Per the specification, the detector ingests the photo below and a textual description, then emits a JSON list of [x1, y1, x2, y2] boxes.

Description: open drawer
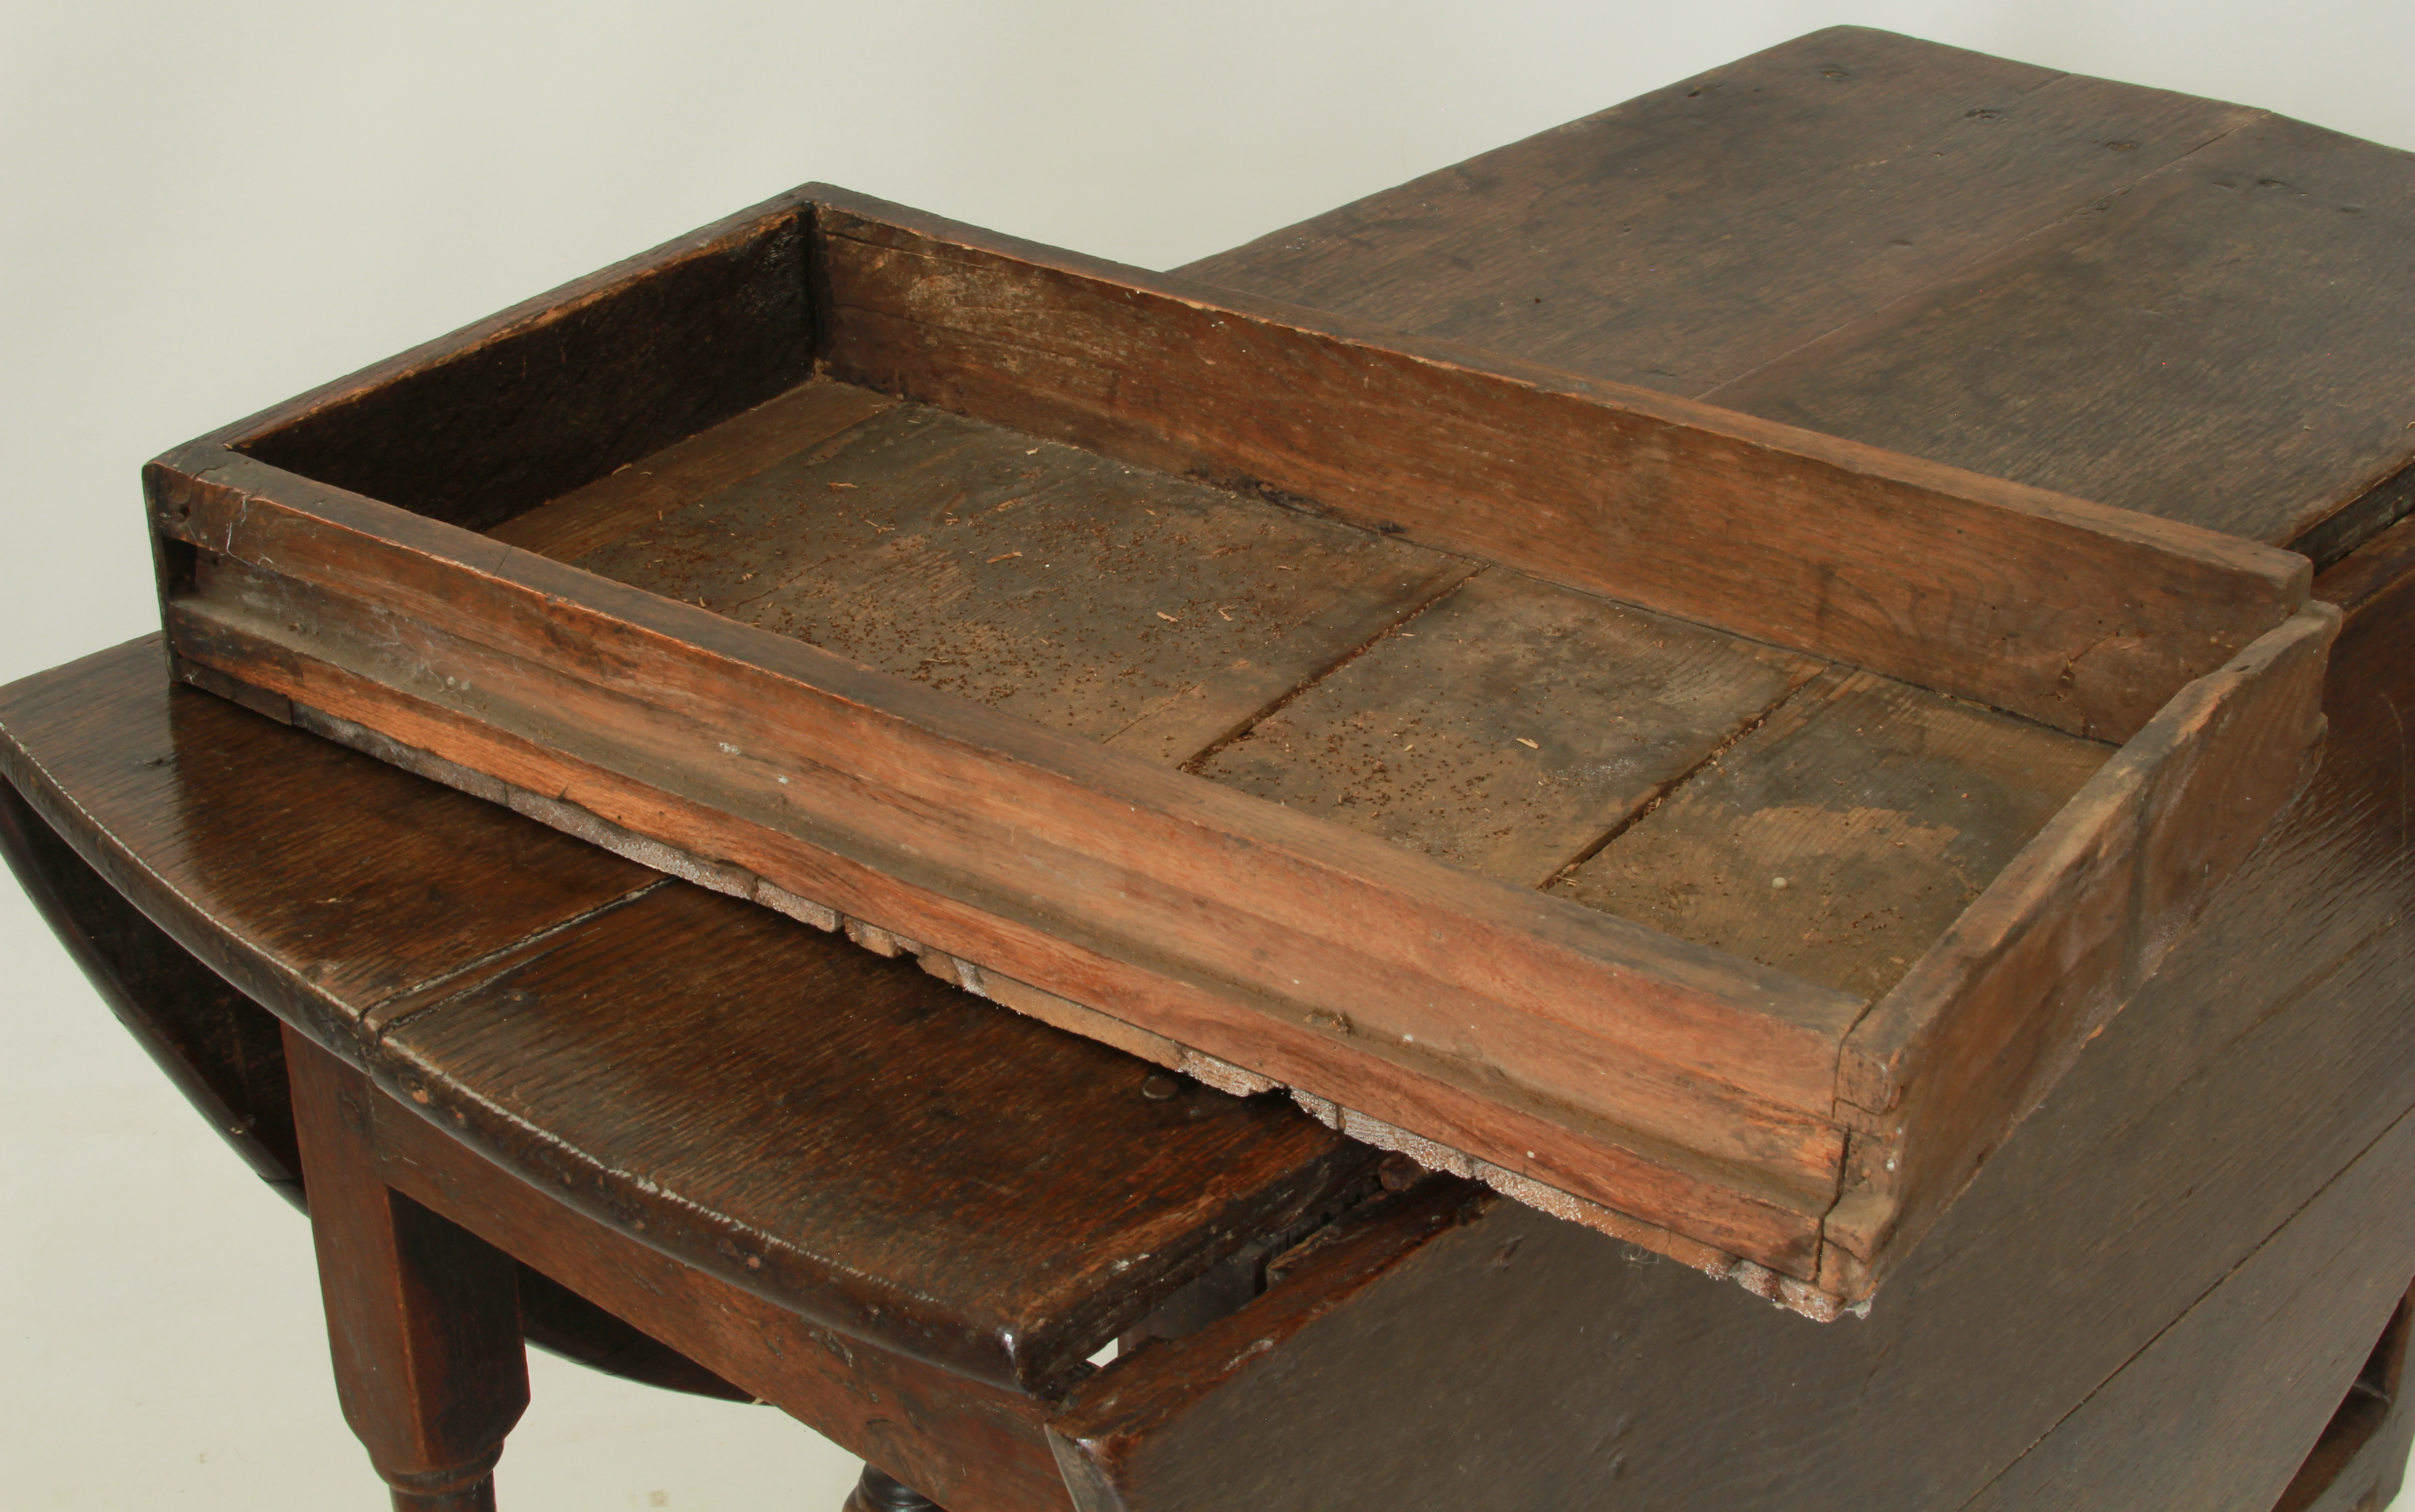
[[145, 185, 2332, 1314]]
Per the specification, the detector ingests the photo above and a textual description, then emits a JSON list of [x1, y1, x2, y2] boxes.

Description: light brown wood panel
[[1199, 568, 1820, 887], [1558, 666, 2114, 1000], [814, 190, 2307, 742], [565, 396, 1468, 758]]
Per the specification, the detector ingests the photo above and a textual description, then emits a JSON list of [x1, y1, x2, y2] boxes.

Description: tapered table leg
[[287, 1026, 529, 1510]]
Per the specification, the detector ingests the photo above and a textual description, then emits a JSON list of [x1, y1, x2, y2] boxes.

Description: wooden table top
[[1186, 26, 2415, 563], [5, 26, 2414, 1511], [0, 637, 1374, 1395]]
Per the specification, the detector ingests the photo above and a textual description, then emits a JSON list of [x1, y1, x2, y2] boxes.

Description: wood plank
[[175, 578, 1847, 1274], [1558, 666, 2114, 1000], [1179, 26, 2253, 399], [1182, 30, 2415, 560], [0, 636, 660, 1051], [564, 395, 1469, 758], [1, 759, 753, 1401], [2272, 1286, 2415, 1512], [814, 190, 2307, 741], [361, 1050, 1078, 1512], [1706, 111, 2415, 558], [0, 638, 1392, 1398], [1960, 1109, 2415, 1512], [1034, 522, 2415, 1511], [1198, 567, 1819, 887], [487, 378, 898, 558], [1046, 906, 2415, 1512], [375, 879, 1374, 1393], [153, 452, 1867, 1275]]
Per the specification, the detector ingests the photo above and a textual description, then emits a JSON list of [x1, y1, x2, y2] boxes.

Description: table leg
[[287, 1027, 529, 1510], [845, 1464, 948, 1510]]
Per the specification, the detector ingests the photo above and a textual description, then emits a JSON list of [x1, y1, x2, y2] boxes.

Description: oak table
[[8, 27, 2415, 1512]]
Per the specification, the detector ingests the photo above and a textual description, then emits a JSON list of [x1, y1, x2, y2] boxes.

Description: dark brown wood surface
[[1182, 26, 2415, 562], [141, 176, 2329, 1297], [287, 1025, 529, 1511], [0, 771, 751, 1400], [0, 636, 1372, 1395], [2273, 1283, 2415, 1512], [1038, 424, 2415, 1512], [10, 31, 2411, 1510], [355, 1034, 1078, 1512], [154, 476, 1869, 1280], [554, 389, 1470, 759]]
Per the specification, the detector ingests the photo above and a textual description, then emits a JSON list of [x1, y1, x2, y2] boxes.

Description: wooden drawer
[[145, 184, 2331, 1314]]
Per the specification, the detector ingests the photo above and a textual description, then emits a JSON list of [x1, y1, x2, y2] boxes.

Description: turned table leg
[[846, 1464, 948, 1511], [287, 1027, 529, 1510]]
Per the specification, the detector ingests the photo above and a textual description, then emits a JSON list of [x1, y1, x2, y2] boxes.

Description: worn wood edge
[[1277, 1090, 1854, 1322], [0, 657, 1354, 1397], [1045, 1177, 1487, 1507], [1049, 1163, 1845, 1512], [2315, 510, 2415, 619], [948, 960, 1850, 1319], [0, 654, 456, 1062], [1822, 603, 2341, 1296], [356, 1051, 1078, 1512], [808, 185, 2309, 741], [162, 573, 1849, 1219], [153, 443, 1862, 1090], [230, 658, 1835, 1276], [146, 456, 1864, 1212], [265, 695, 1855, 1315]]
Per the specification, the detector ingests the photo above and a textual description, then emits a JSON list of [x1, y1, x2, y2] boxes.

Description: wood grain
[[1959, 1109, 2415, 1512], [817, 190, 2306, 742], [1831, 604, 2339, 1295], [562, 394, 1469, 760], [1180, 27, 2254, 400], [152, 454, 1866, 1272], [488, 378, 897, 558], [287, 1028, 528, 1508], [0, 636, 661, 1054], [375, 879, 1374, 1392], [232, 194, 820, 533], [1559, 665, 2113, 1000], [0, 637, 1372, 1394], [357, 1040, 1077, 1512], [2272, 1284, 2415, 1512], [1708, 111, 2415, 560], [1182, 26, 2415, 559], [1033, 518, 2415, 1510], [1198, 567, 1819, 887]]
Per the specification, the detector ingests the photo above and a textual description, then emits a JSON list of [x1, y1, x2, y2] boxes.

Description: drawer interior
[[491, 376, 2114, 1002]]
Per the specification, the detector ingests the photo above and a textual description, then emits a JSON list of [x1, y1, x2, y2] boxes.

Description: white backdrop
[[4, 4, 2411, 1507]]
